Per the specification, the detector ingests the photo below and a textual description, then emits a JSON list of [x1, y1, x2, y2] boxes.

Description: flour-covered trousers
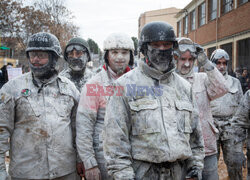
[[202, 154, 219, 180], [217, 139, 244, 180], [131, 159, 187, 180]]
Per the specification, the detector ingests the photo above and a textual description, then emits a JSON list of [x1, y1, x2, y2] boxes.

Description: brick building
[[138, 7, 181, 37], [175, 0, 250, 71]]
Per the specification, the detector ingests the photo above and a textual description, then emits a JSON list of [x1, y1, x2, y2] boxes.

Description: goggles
[[178, 44, 196, 53], [66, 45, 86, 53], [212, 50, 230, 61]]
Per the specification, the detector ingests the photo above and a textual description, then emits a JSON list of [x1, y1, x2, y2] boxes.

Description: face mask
[[68, 54, 88, 71], [147, 45, 173, 72]]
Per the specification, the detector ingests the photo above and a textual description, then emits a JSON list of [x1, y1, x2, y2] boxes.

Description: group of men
[[0, 21, 249, 180]]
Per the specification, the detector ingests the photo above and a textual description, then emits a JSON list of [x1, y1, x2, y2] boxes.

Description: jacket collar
[[140, 60, 175, 81]]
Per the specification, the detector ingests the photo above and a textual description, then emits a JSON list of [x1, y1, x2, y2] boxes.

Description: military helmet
[[210, 49, 230, 64], [26, 32, 62, 58], [64, 37, 91, 62], [139, 21, 178, 55], [103, 33, 134, 66]]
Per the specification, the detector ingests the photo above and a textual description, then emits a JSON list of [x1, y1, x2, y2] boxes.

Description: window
[[199, 3, 206, 26], [184, 15, 188, 34], [238, 0, 248, 6], [207, 47, 216, 59], [221, 43, 233, 71], [238, 38, 250, 71], [177, 21, 182, 37], [221, 0, 233, 14], [190, 10, 196, 30], [209, 0, 217, 20]]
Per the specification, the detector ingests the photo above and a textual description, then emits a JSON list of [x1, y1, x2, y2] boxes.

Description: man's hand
[[85, 166, 101, 180], [76, 162, 85, 177]]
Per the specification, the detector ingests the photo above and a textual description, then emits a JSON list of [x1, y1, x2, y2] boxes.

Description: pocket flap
[[175, 100, 193, 112], [132, 127, 160, 135], [129, 99, 158, 111]]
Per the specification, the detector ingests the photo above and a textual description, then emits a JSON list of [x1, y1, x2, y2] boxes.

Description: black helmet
[[139, 21, 178, 55], [26, 32, 62, 58], [64, 37, 91, 62]]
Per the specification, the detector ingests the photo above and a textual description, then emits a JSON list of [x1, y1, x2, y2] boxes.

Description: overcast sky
[[66, 0, 191, 49]]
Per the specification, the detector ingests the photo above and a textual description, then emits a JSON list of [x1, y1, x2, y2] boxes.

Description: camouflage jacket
[[179, 62, 228, 156], [103, 61, 205, 179], [0, 72, 79, 179]]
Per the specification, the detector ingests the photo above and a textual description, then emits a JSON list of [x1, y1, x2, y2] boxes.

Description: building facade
[[138, 7, 181, 37], [175, 0, 250, 72]]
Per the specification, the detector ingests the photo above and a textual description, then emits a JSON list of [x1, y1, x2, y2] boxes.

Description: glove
[[194, 43, 204, 54], [0, 153, 7, 180], [185, 167, 202, 180], [76, 162, 85, 177], [194, 43, 209, 67], [197, 51, 209, 67], [85, 166, 101, 180]]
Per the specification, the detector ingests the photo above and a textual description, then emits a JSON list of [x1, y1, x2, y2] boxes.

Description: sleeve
[[204, 63, 228, 101], [103, 92, 134, 180], [0, 84, 15, 171], [70, 86, 81, 162], [230, 90, 249, 143], [186, 89, 205, 171], [232, 90, 249, 129], [76, 82, 99, 170]]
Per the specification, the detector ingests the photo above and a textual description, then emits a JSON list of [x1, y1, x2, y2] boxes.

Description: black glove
[[194, 43, 204, 54]]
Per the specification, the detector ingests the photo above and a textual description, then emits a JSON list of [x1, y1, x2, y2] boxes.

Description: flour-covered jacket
[[0, 72, 79, 179], [60, 67, 93, 91], [103, 61, 205, 179], [76, 65, 129, 172], [210, 74, 243, 140], [181, 65, 228, 156]]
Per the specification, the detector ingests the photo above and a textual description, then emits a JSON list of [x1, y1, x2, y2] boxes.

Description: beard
[[68, 54, 88, 72], [29, 53, 58, 80]]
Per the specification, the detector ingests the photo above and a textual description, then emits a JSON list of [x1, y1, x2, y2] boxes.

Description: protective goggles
[[178, 44, 196, 53], [29, 51, 49, 59], [212, 50, 230, 61], [66, 45, 86, 53]]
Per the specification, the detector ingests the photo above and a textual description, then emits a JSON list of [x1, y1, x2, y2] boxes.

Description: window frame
[[209, 0, 217, 21], [199, 2, 206, 27], [184, 15, 189, 34], [221, 0, 233, 14], [190, 10, 196, 31]]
